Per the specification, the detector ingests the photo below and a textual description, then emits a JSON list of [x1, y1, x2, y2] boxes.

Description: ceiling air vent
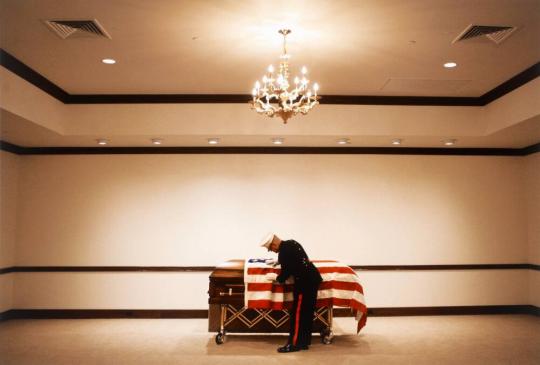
[[44, 19, 111, 39], [452, 24, 517, 44]]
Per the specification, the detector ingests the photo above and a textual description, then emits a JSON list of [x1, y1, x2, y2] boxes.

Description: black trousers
[[288, 283, 319, 346]]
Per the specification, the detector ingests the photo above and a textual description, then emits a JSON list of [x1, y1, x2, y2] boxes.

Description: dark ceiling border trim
[[480, 62, 540, 104], [0, 49, 70, 102], [1, 305, 538, 321], [1, 49, 538, 106], [1, 263, 538, 275], [1, 141, 539, 156]]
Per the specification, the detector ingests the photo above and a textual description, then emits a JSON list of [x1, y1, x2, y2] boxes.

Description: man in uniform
[[261, 233, 323, 353]]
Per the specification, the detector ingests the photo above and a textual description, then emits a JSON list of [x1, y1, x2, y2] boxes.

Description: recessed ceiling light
[[151, 138, 163, 145], [102, 58, 116, 64], [272, 137, 284, 145], [391, 138, 402, 145], [337, 138, 350, 145], [444, 62, 457, 68], [208, 138, 220, 145], [443, 139, 457, 146], [96, 139, 108, 145]]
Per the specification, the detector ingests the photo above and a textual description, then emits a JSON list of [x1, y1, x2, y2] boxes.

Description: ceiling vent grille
[[44, 19, 111, 39], [452, 24, 517, 44]]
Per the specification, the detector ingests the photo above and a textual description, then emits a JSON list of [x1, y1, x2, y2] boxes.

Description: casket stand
[[208, 259, 333, 345]]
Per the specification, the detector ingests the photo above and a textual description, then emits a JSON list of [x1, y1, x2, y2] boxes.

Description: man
[[261, 233, 323, 353]]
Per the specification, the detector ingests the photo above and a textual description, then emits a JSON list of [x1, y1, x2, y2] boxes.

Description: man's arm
[[276, 244, 293, 283]]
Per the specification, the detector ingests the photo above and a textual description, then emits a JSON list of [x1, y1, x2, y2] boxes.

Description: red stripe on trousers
[[293, 294, 303, 346]]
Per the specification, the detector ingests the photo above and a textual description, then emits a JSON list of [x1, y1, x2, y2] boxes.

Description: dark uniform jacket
[[276, 240, 323, 291]]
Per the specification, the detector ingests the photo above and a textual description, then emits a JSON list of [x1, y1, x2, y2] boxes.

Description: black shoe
[[299, 344, 309, 350], [277, 344, 302, 353]]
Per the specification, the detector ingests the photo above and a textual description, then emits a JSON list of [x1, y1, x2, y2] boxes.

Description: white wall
[[11, 270, 530, 310], [0, 150, 19, 312], [525, 152, 540, 307], [8, 153, 533, 310]]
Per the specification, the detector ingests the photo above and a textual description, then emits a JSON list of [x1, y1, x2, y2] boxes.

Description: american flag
[[244, 259, 367, 333]]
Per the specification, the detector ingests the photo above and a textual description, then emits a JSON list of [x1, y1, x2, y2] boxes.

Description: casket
[[208, 259, 333, 344]]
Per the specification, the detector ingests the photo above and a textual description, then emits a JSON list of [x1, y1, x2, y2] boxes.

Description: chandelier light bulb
[[250, 29, 320, 123]]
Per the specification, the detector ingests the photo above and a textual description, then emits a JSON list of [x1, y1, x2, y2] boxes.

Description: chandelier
[[250, 29, 319, 123]]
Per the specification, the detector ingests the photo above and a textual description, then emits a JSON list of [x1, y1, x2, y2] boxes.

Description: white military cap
[[260, 233, 275, 249]]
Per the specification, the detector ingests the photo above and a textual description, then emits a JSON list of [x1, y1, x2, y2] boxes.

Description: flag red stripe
[[247, 281, 363, 294], [247, 283, 294, 292], [247, 268, 280, 275], [319, 280, 364, 293], [247, 297, 367, 312], [247, 300, 291, 310]]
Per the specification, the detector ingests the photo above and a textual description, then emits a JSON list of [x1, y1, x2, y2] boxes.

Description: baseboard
[[1, 305, 538, 321], [0, 309, 208, 320]]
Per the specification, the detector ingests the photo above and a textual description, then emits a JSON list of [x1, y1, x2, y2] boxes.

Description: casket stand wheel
[[321, 327, 334, 344], [215, 331, 225, 345]]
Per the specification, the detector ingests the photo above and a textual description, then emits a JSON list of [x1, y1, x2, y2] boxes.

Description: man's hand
[[266, 259, 278, 267], [265, 272, 278, 282]]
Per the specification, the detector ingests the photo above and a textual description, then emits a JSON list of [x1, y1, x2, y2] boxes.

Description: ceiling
[[1, 0, 539, 95], [0, 0, 539, 148]]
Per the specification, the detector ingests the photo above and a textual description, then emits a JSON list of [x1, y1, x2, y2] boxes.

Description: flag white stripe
[[246, 288, 365, 304], [245, 272, 360, 284]]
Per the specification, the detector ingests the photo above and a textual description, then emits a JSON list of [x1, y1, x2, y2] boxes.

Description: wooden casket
[[208, 259, 333, 344]]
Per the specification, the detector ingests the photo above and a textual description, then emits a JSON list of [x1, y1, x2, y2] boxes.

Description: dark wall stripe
[[1, 306, 538, 321], [1, 141, 539, 156], [66, 93, 483, 106], [350, 264, 540, 271], [0, 49, 70, 102], [1, 48, 538, 106], [522, 142, 540, 155], [0, 141, 25, 155], [1, 264, 538, 274], [0, 266, 216, 273]]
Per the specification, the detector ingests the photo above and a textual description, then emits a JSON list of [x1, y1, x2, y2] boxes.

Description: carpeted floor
[[0, 315, 539, 365]]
